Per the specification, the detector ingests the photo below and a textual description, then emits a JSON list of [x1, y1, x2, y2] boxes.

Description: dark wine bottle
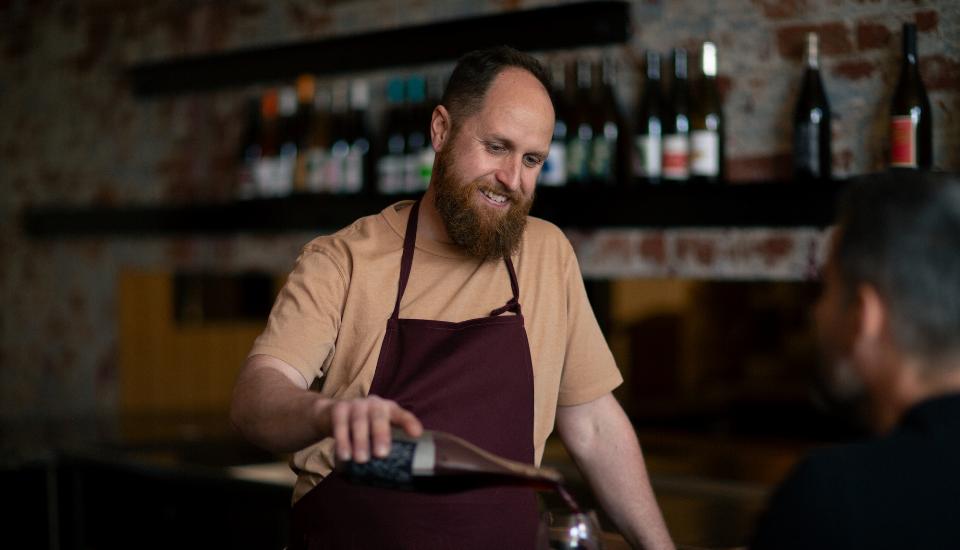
[[662, 49, 690, 183], [336, 429, 563, 492], [540, 60, 569, 187], [634, 50, 664, 184], [565, 59, 593, 186], [377, 79, 407, 194], [588, 56, 622, 185], [890, 22, 932, 169], [690, 42, 723, 184], [794, 33, 832, 181]]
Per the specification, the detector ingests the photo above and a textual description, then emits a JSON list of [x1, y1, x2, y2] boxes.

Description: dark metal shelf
[[127, 1, 632, 97], [21, 182, 844, 238]]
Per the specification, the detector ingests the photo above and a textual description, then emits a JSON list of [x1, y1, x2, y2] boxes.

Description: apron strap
[[392, 199, 523, 320]]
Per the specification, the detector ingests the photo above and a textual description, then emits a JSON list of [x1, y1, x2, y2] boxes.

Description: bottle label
[[634, 134, 662, 178], [891, 115, 916, 167], [662, 134, 689, 179], [794, 123, 820, 176], [690, 130, 719, 177], [540, 141, 567, 186], [377, 155, 403, 194]]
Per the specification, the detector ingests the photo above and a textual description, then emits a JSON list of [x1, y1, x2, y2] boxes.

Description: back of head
[[835, 171, 960, 363], [441, 46, 551, 128]]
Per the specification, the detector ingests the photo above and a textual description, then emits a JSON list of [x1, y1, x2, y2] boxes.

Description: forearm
[[559, 396, 674, 550], [229, 359, 330, 454]]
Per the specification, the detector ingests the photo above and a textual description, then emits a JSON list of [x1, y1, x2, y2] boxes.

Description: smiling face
[[431, 67, 555, 260]]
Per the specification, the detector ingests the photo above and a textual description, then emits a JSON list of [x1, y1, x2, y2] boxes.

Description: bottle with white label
[[634, 50, 664, 184], [540, 60, 568, 186], [662, 49, 690, 183], [690, 42, 723, 184], [890, 23, 932, 169]]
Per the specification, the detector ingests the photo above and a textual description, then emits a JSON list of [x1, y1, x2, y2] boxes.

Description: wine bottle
[[890, 22, 932, 169], [540, 60, 569, 187], [565, 59, 593, 185], [690, 42, 723, 184], [588, 56, 622, 185], [377, 79, 407, 194], [304, 86, 332, 193], [793, 33, 832, 181], [274, 86, 299, 196], [662, 49, 690, 183], [634, 50, 664, 184], [336, 429, 563, 492], [236, 97, 262, 199], [254, 89, 280, 197], [343, 80, 371, 195], [292, 74, 316, 193], [404, 75, 430, 192]]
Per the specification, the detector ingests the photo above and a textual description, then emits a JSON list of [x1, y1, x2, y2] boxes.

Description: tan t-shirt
[[249, 201, 622, 502]]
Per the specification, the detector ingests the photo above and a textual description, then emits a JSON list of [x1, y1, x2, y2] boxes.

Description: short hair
[[441, 46, 552, 126], [834, 171, 960, 361]]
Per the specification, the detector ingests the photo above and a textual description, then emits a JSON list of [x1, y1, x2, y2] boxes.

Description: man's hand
[[231, 354, 422, 457], [320, 395, 423, 463]]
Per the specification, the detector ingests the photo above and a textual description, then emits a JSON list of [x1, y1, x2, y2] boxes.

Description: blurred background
[[2, 0, 959, 548]]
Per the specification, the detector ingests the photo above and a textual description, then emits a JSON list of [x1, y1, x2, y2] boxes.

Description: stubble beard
[[431, 146, 534, 261]]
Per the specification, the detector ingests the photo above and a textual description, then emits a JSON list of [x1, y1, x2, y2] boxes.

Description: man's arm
[[556, 392, 674, 550], [230, 354, 422, 460]]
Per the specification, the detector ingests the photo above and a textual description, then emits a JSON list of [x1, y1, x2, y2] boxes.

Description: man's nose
[[494, 156, 522, 191]]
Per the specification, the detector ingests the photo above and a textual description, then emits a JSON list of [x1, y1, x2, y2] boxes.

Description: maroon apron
[[290, 200, 540, 549]]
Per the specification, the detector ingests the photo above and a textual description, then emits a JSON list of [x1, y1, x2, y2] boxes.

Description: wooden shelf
[[127, 1, 631, 97], [21, 182, 844, 238]]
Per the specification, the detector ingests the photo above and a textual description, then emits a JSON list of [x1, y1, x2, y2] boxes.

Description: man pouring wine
[[230, 46, 673, 549]]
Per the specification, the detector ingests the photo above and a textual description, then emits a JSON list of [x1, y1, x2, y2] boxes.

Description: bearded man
[[751, 172, 960, 550], [230, 47, 674, 550]]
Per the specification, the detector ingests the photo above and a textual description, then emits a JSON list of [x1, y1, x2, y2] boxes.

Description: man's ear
[[855, 284, 887, 345], [430, 105, 451, 152]]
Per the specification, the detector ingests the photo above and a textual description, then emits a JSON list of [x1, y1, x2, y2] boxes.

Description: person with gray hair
[[751, 171, 960, 549]]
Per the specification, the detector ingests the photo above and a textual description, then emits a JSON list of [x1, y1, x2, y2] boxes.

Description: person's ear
[[430, 105, 451, 152], [855, 284, 887, 346]]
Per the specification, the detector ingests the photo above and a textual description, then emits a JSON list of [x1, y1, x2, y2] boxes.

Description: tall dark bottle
[[565, 59, 593, 185], [540, 60, 569, 186], [890, 23, 932, 169], [662, 49, 690, 183], [690, 42, 723, 184], [794, 33, 832, 181], [634, 51, 664, 184], [588, 56, 623, 185]]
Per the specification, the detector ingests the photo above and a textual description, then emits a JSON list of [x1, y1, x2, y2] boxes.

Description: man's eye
[[486, 143, 506, 153], [523, 155, 543, 167]]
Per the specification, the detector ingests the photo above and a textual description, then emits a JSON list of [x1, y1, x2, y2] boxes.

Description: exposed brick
[[753, 0, 807, 19], [831, 59, 877, 80], [776, 22, 852, 60], [726, 152, 794, 182], [920, 54, 960, 91], [856, 21, 891, 51], [915, 10, 938, 32]]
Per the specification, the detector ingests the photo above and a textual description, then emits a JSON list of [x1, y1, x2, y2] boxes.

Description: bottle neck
[[804, 33, 820, 70], [902, 24, 918, 65]]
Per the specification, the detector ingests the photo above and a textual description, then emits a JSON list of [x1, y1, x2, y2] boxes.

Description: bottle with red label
[[890, 22, 932, 170], [662, 48, 690, 183]]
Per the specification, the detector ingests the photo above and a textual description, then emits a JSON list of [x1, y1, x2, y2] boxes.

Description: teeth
[[481, 189, 508, 204]]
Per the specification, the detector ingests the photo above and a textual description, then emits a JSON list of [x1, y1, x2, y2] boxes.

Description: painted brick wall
[[1, 0, 957, 419]]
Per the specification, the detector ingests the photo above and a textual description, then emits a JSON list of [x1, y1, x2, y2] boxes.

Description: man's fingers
[[331, 401, 351, 461], [369, 400, 393, 458], [391, 405, 424, 438], [349, 401, 371, 463]]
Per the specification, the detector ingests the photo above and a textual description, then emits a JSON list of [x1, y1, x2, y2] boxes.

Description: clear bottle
[[689, 42, 723, 184], [793, 33, 832, 181], [662, 49, 690, 183], [634, 50, 664, 184], [890, 22, 932, 169]]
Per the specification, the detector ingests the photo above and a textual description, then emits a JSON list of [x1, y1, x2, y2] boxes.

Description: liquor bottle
[[342, 80, 371, 194], [634, 50, 664, 184], [793, 33, 832, 181], [274, 86, 299, 196], [292, 74, 316, 193], [690, 42, 723, 184], [304, 86, 332, 193], [327, 81, 350, 192], [539, 60, 568, 187], [565, 59, 593, 185], [890, 22, 932, 169], [377, 79, 407, 194], [236, 97, 262, 199], [404, 75, 431, 192], [336, 429, 563, 492], [253, 89, 280, 197], [662, 49, 690, 182], [588, 56, 622, 185]]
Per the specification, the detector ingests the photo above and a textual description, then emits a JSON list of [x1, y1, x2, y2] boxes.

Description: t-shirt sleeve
[[556, 240, 623, 406], [247, 244, 347, 385]]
